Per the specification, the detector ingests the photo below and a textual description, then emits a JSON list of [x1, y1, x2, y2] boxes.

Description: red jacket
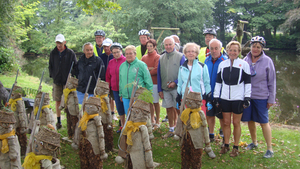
[[106, 55, 126, 91], [141, 50, 160, 84]]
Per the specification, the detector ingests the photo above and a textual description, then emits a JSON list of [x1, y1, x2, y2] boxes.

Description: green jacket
[[119, 57, 153, 99], [136, 45, 148, 60]]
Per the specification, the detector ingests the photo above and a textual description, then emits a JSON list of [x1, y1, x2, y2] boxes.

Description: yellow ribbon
[[122, 121, 147, 145], [78, 112, 99, 131], [22, 152, 52, 169], [63, 88, 76, 104], [96, 94, 108, 113], [8, 98, 22, 112], [0, 129, 15, 154], [33, 105, 50, 118], [180, 107, 202, 129]]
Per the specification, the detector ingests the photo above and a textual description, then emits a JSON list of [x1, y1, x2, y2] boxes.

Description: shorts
[[152, 85, 159, 103], [220, 99, 243, 114], [122, 98, 130, 116], [241, 99, 269, 123], [162, 89, 177, 108], [113, 91, 125, 116], [109, 90, 114, 100], [206, 101, 223, 119], [52, 83, 64, 101], [77, 91, 94, 105]]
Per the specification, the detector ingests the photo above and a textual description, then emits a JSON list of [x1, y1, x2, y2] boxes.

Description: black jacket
[[75, 54, 105, 94], [49, 46, 77, 85]]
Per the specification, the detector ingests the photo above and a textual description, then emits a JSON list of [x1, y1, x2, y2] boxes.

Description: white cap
[[55, 34, 65, 43], [102, 38, 113, 46]]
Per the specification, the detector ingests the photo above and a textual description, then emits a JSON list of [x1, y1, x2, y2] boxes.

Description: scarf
[[0, 129, 15, 154], [63, 88, 76, 104], [123, 121, 147, 145], [96, 94, 108, 113], [8, 98, 22, 112], [78, 112, 98, 131], [33, 105, 50, 118], [22, 152, 52, 169], [180, 107, 202, 129]]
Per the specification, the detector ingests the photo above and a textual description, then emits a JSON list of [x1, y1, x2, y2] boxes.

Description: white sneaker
[[112, 114, 118, 121]]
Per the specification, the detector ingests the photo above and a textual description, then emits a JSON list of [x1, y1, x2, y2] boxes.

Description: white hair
[[82, 42, 93, 51], [209, 39, 222, 49], [163, 36, 175, 44]]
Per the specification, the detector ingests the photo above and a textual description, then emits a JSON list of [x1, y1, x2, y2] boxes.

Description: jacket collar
[[126, 57, 138, 65]]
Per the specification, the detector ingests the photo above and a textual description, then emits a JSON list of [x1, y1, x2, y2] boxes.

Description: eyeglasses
[[250, 64, 256, 77]]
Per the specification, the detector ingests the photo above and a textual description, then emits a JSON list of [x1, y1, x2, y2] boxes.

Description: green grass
[[1, 74, 300, 169]]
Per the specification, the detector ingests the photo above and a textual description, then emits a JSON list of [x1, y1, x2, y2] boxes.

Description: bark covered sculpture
[[94, 80, 113, 152], [179, 91, 215, 168], [23, 127, 61, 169], [78, 97, 108, 169], [0, 110, 22, 169], [115, 99, 154, 169], [8, 85, 28, 156], [59, 76, 79, 139]]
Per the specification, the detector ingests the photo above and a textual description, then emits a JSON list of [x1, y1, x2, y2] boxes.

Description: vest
[[136, 45, 148, 60], [93, 44, 105, 57]]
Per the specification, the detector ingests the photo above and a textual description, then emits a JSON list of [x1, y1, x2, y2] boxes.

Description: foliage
[[22, 57, 52, 84], [76, 0, 121, 15], [0, 47, 20, 73], [137, 90, 154, 104]]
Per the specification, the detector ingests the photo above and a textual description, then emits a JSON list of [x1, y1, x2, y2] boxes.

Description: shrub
[[0, 46, 20, 73]]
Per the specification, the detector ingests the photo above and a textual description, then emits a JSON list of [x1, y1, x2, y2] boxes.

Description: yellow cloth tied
[[8, 98, 22, 112], [180, 107, 202, 129], [22, 152, 52, 169], [78, 112, 98, 131], [0, 129, 15, 154], [122, 121, 147, 145], [63, 88, 76, 104], [96, 94, 108, 113], [33, 105, 50, 118]]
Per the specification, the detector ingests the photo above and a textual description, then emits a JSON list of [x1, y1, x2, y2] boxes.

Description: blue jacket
[[177, 59, 211, 99], [204, 53, 227, 100]]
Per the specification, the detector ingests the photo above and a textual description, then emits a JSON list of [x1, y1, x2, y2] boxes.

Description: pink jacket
[[106, 55, 126, 91]]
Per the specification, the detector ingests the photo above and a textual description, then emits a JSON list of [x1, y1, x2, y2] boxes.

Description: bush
[[0, 46, 20, 73], [22, 57, 52, 84]]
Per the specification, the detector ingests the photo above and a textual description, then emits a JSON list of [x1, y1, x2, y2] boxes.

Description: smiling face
[[205, 34, 215, 46], [228, 44, 240, 60], [104, 45, 112, 55], [95, 35, 105, 46], [164, 39, 175, 53], [185, 45, 197, 61], [251, 43, 263, 57], [84, 44, 94, 59], [139, 35, 148, 45], [125, 49, 136, 63], [209, 41, 221, 60], [146, 42, 156, 53], [112, 48, 122, 59]]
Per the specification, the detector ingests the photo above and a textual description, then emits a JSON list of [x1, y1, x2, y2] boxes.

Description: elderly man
[[198, 28, 227, 63], [49, 34, 77, 129], [204, 39, 227, 142], [171, 35, 183, 53], [136, 29, 151, 60], [157, 36, 185, 138], [94, 30, 106, 56], [75, 42, 105, 104]]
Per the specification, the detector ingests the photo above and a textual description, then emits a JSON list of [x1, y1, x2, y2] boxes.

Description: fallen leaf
[[164, 143, 168, 147], [222, 159, 225, 163]]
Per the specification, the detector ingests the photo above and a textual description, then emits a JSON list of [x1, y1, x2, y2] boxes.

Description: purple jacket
[[244, 51, 276, 103]]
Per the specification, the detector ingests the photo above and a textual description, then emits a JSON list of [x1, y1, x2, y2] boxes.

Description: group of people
[[48, 28, 276, 165]]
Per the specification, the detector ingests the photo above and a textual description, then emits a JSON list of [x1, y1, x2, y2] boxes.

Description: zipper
[[127, 63, 130, 97], [229, 61, 233, 99], [114, 59, 118, 91]]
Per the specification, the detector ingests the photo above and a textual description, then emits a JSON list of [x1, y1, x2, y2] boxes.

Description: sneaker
[[112, 114, 118, 121], [56, 123, 62, 130], [230, 148, 239, 157], [219, 145, 230, 154], [162, 131, 174, 139], [162, 116, 168, 122], [116, 126, 123, 133], [263, 150, 274, 158], [246, 143, 258, 150]]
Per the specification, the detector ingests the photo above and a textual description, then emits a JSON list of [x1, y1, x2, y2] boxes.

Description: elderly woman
[[213, 41, 251, 157], [241, 36, 276, 158], [106, 43, 126, 133], [177, 42, 216, 158], [141, 39, 161, 129], [119, 45, 153, 116]]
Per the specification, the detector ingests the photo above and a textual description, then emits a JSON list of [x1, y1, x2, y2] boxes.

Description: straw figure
[[0, 110, 22, 168], [177, 91, 215, 168], [94, 80, 113, 152], [115, 99, 154, 169], [22, 127, 61, 169], [59, 76, 79, 139], [8, 85, 28, 156], [78, 97, 108, 169]]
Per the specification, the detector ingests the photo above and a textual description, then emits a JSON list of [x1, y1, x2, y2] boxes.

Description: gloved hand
[[213, 98, 219, 108], [206, 101, 213, 111], [243, 97, 251, 108]]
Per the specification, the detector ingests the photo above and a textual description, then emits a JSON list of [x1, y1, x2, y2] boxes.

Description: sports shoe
[[112, 114, 118, 121], [162, 131, 174, 139], [56, 123, 62, 130], [219, 145, 230, 154], [230, 148, 239, 157], [246, 143, 258, 150], [162, 116, 168, 122], [263, 150, 274, 158], [116, 126, 123, 133]]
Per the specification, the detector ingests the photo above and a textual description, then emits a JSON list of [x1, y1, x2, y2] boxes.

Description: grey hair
[[163, 36, 175, 44], [209, 39, 222, 49], [82, 42, 93, 52]]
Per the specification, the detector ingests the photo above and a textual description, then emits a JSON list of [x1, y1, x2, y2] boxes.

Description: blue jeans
[[113, 91, 125, 116], [77, 91, 94, 104]]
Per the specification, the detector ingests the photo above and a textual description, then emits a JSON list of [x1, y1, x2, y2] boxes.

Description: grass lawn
[[1, 73, 300, 169]]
